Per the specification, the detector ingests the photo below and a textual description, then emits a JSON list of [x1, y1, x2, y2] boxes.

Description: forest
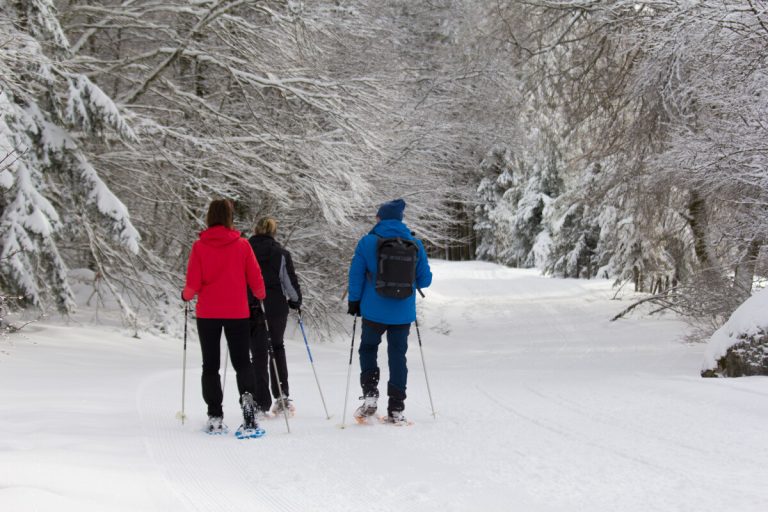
[[2, 0, 767, 339]]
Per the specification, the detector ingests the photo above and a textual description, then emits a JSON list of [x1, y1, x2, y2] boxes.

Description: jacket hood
[[249, 234, 281, 251], [370, 219, 413, 239], [249, 234, 276, 244], [199, 225, 242, 247]]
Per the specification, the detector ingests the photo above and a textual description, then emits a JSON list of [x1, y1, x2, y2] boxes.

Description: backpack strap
[[365, 232, 379, 283]]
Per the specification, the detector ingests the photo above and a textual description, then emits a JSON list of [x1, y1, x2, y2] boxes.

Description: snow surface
[[2, 260, 768, 511], [702, 286, 768, 371]]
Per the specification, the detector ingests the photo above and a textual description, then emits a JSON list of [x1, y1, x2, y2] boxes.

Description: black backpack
[[373, 235, 419, 299]]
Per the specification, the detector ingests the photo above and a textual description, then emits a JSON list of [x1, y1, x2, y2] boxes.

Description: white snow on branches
[[76, 155, 140, 254], [65, 76, 137, 141]]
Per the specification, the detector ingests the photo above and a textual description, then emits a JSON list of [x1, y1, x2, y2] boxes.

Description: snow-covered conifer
[[474, 145, 515, 261], [0, 3, 138, 314]]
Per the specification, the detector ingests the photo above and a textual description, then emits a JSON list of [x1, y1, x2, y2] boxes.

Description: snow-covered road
[[2, 260, 767, 511]]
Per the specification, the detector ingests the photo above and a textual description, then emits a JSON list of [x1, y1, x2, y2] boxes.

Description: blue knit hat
[[376, 199, 406, 221]]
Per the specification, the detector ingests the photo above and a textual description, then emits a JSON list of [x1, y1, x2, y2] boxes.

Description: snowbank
[[702, 287, 768, 372]]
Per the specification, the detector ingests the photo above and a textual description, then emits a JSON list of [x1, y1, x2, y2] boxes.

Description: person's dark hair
[[205, 199, 234, 229]]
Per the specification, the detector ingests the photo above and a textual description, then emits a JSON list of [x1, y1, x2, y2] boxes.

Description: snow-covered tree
[[501, 141, 563, 268], [0, 1, 139, 315], [475, 145, 515, 261], [546, 160, 695, 290], [479, 0, 768, 324], [52, 0, 495, 329]]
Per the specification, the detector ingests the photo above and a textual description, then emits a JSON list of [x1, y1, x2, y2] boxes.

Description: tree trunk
[[688, 192, 714, 269], [734, 239, 761, 298]]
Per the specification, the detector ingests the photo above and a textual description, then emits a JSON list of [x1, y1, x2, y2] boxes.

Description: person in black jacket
[[247, 216, 302, 415]]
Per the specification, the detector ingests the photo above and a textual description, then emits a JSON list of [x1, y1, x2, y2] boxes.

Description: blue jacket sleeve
[[415, 241, 432, 290], [348, 239, 367, 301]]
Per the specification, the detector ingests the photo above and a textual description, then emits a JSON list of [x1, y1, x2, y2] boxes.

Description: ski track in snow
[[136, 369, 333, 512], [518, 384, 721, 461]]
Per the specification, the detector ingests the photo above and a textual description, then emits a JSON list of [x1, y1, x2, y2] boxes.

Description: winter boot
[[387, 383, 406, 416], [205, 415, 228, 435], [271, 395, 295, 416], [360, 368, 380, 398], [240, 392, 257, 428], [236, 392, 265, 439], [353, 395, 378, 422], [382, 409, 410, 426]]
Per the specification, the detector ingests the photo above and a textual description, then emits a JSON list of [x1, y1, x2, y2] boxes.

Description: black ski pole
[[414, 317, 436, 418], [415, 289, 436, 418], [297, 309, 331, 419], [340, 314, 358, 429], [260, 301, 291, 433], [176, 302, 189, 424]]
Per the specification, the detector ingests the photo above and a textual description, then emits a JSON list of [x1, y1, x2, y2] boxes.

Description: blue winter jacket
[[348, 219, 432, 324]]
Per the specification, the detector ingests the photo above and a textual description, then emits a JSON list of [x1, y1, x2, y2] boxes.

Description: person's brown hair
[[254, 216, 277, 236], [206, 199, 234, 229]]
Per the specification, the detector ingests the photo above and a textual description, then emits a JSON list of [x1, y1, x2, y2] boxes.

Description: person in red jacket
[[182, 199, 267, 436]]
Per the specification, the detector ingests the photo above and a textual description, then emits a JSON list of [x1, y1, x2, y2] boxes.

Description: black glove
[[347, 300, 360, 316], [288, 300, 301, 310]]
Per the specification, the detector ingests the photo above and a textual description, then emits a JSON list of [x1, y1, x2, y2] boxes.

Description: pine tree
[[474, 145, 515, 261], [0, 1, 139, 313], [502, 144, 563, 268]]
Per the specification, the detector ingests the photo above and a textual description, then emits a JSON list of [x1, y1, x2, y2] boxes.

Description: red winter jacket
[[182, 226, 266, 319]]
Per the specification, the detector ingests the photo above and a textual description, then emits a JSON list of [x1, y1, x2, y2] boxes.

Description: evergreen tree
[[0, 1, 139, 313], [474, 145, 514, 261], [474, 134, 563, 270], [502, 144, 562, 268]]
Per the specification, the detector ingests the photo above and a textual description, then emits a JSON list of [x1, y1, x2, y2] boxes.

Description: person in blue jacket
[[347, 198, 432, 424]]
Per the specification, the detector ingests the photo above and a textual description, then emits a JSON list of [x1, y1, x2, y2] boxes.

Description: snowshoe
[[236, 392, 265, 439], [353, 396, 378, 424], [204, 416, 229, 435], [271, 396, 296, 416], [235, 423, 266, 439], [379, 410, 413, 427]]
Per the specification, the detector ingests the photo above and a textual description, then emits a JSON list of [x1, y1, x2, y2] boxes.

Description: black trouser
[[249, 313, 289, 411], [197, 318, 255, 418]]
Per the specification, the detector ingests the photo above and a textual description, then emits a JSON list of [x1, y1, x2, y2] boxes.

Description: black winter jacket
[[247, 234, 301, 317]]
